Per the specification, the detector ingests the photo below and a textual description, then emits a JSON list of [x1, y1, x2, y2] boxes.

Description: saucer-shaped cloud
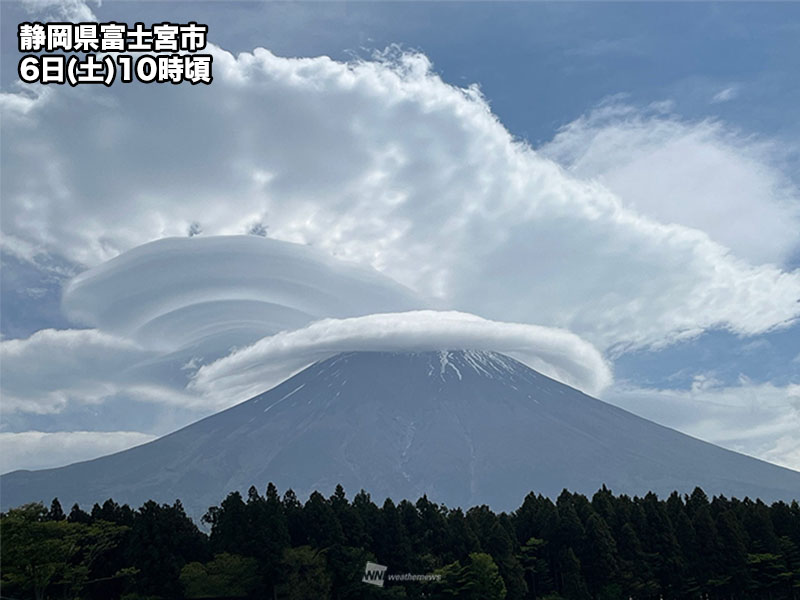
[[190, 310, 612, 404], [63, 236, 426, 351]]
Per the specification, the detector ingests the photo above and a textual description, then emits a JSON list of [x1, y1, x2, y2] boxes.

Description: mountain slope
[[2, 351, 798, 516]]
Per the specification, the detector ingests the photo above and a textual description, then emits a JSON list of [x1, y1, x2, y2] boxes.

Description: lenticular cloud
[[190, 310, 613, 405], [62, 235, 427, 352], [48, 235, 612, 412], [2, 236, 613, 414]]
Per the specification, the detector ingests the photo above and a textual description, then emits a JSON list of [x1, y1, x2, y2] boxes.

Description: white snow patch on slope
[[263, 383, 306, 414]]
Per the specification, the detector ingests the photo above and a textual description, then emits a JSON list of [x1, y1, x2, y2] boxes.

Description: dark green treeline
[[2, 484, 800, 599]]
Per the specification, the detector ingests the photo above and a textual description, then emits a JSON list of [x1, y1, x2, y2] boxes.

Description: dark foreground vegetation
[[2, 484, 800, 600]]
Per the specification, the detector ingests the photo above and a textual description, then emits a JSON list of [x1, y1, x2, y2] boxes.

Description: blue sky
[[1, 1, 798, 473], [89, 2, 800, 146]]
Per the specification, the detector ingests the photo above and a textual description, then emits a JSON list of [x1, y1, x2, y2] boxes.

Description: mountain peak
[[314, 349, 525, 383], [3, 349, 798, 517]]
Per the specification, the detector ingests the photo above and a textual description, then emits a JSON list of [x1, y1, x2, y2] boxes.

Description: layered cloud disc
[[190, 310, 613, 405], [63, 235, 426, 351], [4, 236, 609, 415]]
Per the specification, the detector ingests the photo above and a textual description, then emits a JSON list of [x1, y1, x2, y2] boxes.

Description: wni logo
[[362, 561, 388, 587]]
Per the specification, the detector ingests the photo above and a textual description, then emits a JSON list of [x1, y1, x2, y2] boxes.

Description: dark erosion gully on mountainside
[[2, 350, 799, 519]]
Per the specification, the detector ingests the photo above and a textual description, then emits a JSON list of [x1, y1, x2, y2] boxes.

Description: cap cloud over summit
[[1, 235, 611, 430]]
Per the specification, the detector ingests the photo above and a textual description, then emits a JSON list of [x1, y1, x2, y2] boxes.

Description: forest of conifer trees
[[2, 484, 799, 600]]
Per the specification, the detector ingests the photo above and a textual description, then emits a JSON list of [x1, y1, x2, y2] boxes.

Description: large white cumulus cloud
[[190, 310, 613, 404], [2, 48, 798, 350]]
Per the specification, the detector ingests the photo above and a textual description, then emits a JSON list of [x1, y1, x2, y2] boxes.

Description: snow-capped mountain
[[2, 351, 798, 516]]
